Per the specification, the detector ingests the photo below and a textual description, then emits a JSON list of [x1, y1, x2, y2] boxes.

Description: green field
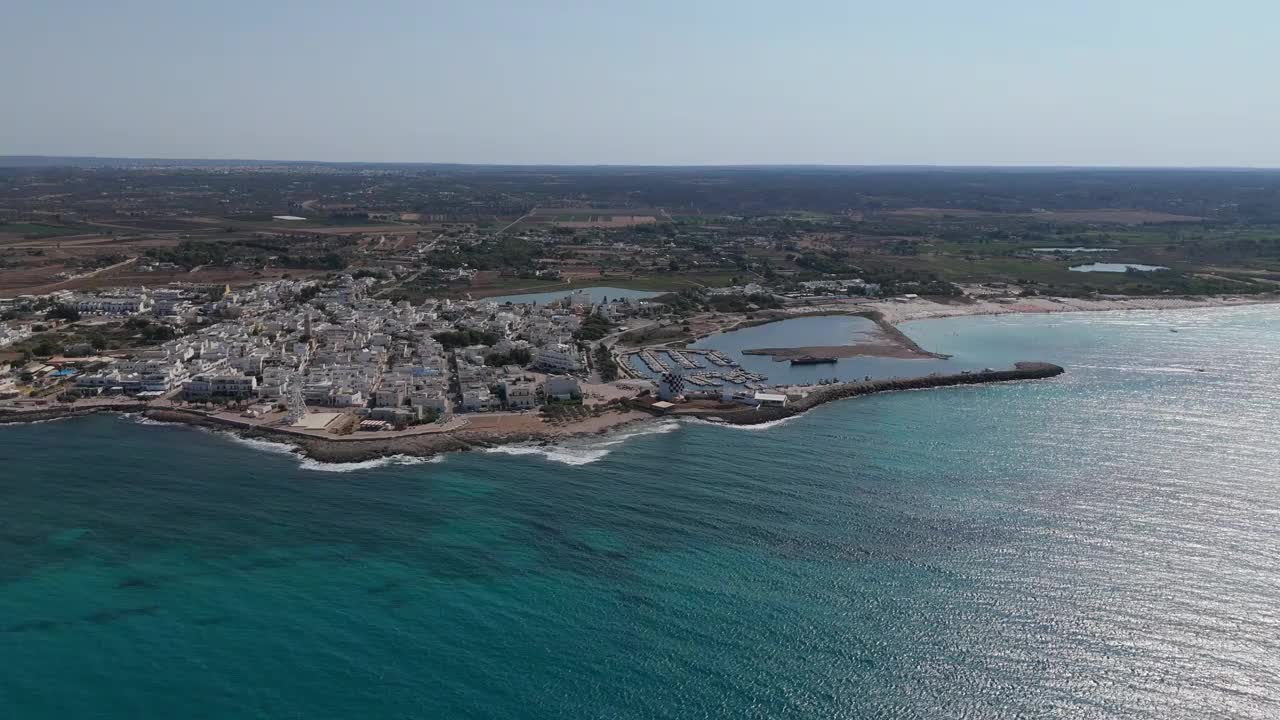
[[0, 222, 80, 237], [461, 272, 735, 299]]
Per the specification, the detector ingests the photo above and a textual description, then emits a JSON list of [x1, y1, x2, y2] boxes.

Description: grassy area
[[575, 273, 736, 291], [0, 222, 80, 237], [883, 253, 1275, 296], [462, 273, 735, 298]]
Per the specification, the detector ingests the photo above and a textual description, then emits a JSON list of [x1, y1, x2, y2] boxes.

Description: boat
[[790, 356, 837, 365]]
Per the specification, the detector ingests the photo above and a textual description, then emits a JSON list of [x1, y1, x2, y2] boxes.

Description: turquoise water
[[484, 286, 660, 305], [3, 306, 1279, 718], [690, 315, 952, 384]]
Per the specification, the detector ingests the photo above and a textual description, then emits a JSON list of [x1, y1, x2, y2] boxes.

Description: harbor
[[622, 347, 772, 392]]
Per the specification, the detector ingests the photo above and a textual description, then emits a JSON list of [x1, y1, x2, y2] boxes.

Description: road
[[495, 208, 537, 235], [26, 256, 140, 294], [373, 234, 443, 297]]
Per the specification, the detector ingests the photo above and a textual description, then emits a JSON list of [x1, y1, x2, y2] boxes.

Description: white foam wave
[[297, 454, 442, 473], [482, 419, 681, 466], [219, 432, 300, 456], [120, 413, 187, 427], [217, 431, 445, 472], [483, 444, 610, 466], [679, 414, 803, 432]]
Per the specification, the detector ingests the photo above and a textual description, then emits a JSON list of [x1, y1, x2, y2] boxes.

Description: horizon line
[[3, 154, 1280, 172]]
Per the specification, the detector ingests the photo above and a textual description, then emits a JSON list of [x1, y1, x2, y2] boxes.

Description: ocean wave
[[218, 432, 444, 472], [483, 419, 681, 466], [679, 414, 803, 432], [218, 432, 301, 457], [297, 454, 443, 473], [120, 413, 187, 428]]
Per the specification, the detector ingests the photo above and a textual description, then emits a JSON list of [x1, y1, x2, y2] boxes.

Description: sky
[[4, 0, 1279, 166]]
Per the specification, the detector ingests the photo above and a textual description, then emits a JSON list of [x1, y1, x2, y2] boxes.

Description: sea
[[1, 305, 1278, 719]]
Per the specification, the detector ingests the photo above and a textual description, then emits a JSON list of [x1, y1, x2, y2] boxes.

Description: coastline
[[0, 363, 1063, 465], [3, 294, 1271, 465], [653, 362, 1065, 426], [862, 293, 1278, 325]]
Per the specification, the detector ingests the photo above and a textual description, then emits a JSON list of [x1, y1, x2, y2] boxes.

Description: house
[[184, 374, 259, 400], [74, 292, 153, 315], [753, 392, 788, 407], [461, 384, 497, 412], [533, 343, 583, 374], [501, 376, 539, 410], [543, 375, 581, 401]]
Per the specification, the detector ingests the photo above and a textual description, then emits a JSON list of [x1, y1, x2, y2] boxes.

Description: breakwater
[[674, 362, 1064, 425]]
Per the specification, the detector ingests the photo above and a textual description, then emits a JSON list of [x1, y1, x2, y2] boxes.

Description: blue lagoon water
[[2, 305, 1279, 718], [688, 314, 960, 384], [1069, 263, 1169, 273]]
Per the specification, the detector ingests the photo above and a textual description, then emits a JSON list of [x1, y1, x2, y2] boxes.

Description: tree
[[46, 304, 80, 322]]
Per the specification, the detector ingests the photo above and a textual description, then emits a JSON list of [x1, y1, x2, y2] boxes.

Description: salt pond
[[1069, 263, 1168, 273]]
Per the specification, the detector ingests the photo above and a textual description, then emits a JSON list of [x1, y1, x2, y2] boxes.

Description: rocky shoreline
[[0, 362, 1065, 464]]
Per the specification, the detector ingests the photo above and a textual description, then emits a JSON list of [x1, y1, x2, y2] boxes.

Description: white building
[[533, 343, 584, 374], [543, 375, 581, 401], [501, 376, 539, 410], [461, 384, 497, 412], [74, 292, 153, 315], [184, 374, 259, 400]]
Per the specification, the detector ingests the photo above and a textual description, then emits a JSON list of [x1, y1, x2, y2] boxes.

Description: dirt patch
[[1030, 209, 1203, 224]]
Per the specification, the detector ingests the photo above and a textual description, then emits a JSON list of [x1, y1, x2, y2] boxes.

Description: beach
[[862, 294, 1276, 324]]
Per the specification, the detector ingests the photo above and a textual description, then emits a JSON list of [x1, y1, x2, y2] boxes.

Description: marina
[[623, 348, 773, 392]]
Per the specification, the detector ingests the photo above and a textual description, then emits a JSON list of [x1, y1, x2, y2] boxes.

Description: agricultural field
[[517, 208, 664, 229], [0, 222, 83, 238]]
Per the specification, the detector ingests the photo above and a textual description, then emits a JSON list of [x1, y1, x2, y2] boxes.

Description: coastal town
[[3, 162, 1278, 459], [7, 264, 1265, 462], [0, 278, 624, 431]]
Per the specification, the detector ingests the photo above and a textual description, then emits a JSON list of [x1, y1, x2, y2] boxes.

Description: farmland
[[3, 161, 1280, 302]]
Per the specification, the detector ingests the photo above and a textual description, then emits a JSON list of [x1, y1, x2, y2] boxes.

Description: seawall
[[673, 362, 1064, 425], [0, 403, 147, 425]]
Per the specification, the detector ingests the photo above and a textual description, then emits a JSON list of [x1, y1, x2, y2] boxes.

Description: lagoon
[[1069, 262, 1169, 273], [484, 286, 662, 306], [688, 315, 960, 385], [1031, 247, 1118, 253]]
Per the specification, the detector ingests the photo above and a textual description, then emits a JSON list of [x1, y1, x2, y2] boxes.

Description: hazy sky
[[5, 0, 1278, 166]]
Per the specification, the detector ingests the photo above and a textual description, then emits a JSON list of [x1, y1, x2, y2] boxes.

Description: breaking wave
[[297, 455, 443, 473], [218, 432, 444, 472], [121, 413, 187, 428], [482, 419, 681, 466], [679, 414, 803, 432]]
